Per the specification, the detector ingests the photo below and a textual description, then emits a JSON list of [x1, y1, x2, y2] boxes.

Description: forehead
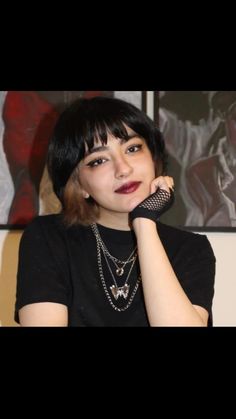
[[84, 125, 138, 151]]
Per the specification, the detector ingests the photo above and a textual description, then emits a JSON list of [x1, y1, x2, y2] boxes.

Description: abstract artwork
[[156, 91, 236, 231], [0, 91, 144, 228]]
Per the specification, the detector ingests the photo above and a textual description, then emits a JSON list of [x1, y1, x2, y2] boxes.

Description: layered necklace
[[91, 223, 141, 312]]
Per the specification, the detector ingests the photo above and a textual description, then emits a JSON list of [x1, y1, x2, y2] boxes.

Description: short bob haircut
[[47, 96, 168, 226]]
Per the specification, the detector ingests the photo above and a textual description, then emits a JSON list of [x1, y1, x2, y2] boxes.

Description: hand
[[130, 176, 175, 224]]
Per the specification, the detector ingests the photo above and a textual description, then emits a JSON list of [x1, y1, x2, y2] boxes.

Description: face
[[78, 127, 156, 226]]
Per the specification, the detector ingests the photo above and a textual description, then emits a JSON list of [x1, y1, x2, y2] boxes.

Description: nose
[[114, 155, 133, 179]]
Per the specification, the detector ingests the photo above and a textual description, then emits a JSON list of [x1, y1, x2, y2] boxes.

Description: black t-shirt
[[15, 215, 216, 326]]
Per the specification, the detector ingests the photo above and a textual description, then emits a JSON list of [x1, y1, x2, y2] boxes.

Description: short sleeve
[[173, 234, 216, 325], [14, 216, 70, 323]]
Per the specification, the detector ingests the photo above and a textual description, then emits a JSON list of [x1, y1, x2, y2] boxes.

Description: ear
[[81, 190, 90, 199], [78, 177, 90, 199]]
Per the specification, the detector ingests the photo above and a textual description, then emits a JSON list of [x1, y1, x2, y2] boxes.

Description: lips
[[115, 181, 141, 194]]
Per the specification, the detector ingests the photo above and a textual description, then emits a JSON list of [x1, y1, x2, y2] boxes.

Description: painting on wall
[[0, 91, 145, 228], [155, 91, 236, 231]]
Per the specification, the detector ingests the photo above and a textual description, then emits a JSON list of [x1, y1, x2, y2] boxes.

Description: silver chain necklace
[[91, 223, 137, 276], [91, 223, 141, 311], [103, 247, 138, 299]]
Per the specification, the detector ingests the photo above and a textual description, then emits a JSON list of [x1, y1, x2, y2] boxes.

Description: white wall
[[207, 232, 236, 326], [0, 229, 235, 326]]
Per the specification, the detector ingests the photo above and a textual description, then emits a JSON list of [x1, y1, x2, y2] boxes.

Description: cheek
[[141, 151, 156, 174], [77, 171, 94, 196], [143, 159, 156, 178], [80, 172, 108, 197]]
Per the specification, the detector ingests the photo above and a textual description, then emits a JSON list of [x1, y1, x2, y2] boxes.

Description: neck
[[96, 210, 131, 231]]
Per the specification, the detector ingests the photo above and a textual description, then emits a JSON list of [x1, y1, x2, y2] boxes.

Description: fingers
[[150, 176, 174, 194], [130, 180, 175, 223]]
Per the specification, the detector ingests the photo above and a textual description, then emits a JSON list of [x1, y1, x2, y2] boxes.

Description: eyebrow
[[85, 145, 108, 157], [84, 133, 142, 157]]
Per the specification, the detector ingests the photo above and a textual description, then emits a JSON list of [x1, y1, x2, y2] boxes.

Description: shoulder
[[22, 214, 64, 236], [21, 214, 87, 246], [20, 214, 68, 249], [157, 222, 216, 262], [157, 221, 204, 243]]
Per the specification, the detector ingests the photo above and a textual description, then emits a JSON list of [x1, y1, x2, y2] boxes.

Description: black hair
[[47, 96, 168, 204]]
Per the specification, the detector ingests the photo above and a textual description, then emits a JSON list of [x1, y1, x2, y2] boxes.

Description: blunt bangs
[[82, 118, 132, 153]]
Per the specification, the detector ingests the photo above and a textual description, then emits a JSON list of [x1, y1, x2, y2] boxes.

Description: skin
[[19, 127, 209, 326], [79, 129, 157, 229]]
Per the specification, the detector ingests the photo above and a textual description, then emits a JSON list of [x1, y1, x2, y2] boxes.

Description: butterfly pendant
[[110, 284, 130, 300]]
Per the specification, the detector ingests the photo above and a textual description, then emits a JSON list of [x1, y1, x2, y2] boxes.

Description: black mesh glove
[[130, 188, 174, 223]]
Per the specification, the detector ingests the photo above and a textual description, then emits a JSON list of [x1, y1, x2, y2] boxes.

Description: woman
[[15, 96, 215, 326]]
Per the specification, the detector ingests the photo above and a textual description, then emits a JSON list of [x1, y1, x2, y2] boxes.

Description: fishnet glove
[[130, 188, 174, 223]]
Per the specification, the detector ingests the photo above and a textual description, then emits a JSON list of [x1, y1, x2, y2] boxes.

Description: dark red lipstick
[[115, 181, 141, 194]]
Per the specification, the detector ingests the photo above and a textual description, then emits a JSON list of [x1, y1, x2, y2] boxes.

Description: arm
[[186, 155, 232, 226], [19, 302, 68, 327], [15, 217, 70, 327], [133, 218, 208, 326], [159, 107, 208, 165], [132, 177, 208, 326]]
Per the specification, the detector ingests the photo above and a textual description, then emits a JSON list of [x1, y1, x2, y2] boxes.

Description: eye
[[86, 158, 107, 167], [127, 144, 142, 153]]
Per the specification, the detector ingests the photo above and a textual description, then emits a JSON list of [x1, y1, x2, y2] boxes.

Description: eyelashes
[[127, 144, 142, 153], [87, 158, 107, 168], [86, 143, 143, 168]]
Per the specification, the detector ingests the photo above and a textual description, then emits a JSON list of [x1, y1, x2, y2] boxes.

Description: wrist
[[129, 188, 174, 225], [132, 217, 157, 234]]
